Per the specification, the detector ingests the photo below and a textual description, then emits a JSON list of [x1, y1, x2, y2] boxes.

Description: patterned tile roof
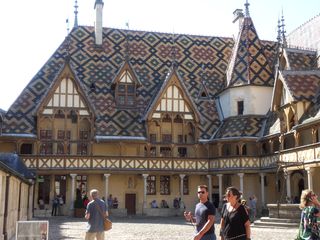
[[285, 48, 317, 71], [213, 115, 265, 139], [226, 16, 275, 87], [1, 26, 277, 140], [283, 71, 320, 101], [262, 111, 280, 137]]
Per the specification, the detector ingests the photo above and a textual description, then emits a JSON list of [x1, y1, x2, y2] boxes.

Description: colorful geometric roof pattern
[[226, 16, 275, 87], [285, 48, 317, 71], [214, 115, 265, 139], [3, 26, 246, 139], [283, 71, 320, 101]]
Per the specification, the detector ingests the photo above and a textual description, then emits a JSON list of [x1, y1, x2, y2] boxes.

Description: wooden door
[[125, 193, 136, 215]]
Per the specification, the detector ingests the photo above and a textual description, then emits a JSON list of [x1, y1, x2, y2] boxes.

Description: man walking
[[184, 185, 216, 240], [85, 189, 108, 240]]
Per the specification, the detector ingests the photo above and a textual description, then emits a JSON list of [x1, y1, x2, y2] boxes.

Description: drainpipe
[[3, 174, 11, 240]]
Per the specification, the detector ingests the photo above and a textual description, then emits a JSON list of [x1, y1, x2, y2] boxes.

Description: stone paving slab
[[34, 216, 298, 240]]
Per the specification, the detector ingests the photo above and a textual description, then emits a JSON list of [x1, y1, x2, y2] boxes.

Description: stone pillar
[[260, 173, 266, 207], [142, 174, 149, 209], [206, 175, 212, 202], [217, 174, 223, 207], [104, 174, 111, 202], [306, 167, 314, 190], [285, 170, 292, 201], [70, 174, 77, 211], [179, 174, 185, 200], [238, 173, 244, 195]]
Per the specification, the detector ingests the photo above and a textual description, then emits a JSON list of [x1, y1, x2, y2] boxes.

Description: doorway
[[125, 193, 136, 215]]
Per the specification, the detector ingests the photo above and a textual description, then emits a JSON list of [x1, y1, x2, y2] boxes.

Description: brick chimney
[[94, 0, 104, 45]]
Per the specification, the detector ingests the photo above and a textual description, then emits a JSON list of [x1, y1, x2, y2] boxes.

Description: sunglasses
[[197, 191, 205, 194]]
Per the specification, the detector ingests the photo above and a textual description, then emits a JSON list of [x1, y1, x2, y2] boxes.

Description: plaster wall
[[218, 86, 273, 118]]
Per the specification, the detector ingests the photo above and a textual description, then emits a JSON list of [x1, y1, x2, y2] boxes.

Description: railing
[[21, 142, 320, 172]]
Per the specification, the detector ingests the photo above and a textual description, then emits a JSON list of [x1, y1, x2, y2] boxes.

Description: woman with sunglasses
[[297, 189, 320, 240], [220, 186, 251, 240]]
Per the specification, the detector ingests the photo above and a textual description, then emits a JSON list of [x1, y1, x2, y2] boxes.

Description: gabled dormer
[[145, 68, 200, 122], [37, 62, 94, 117], [35, 61, 95, 155], [112, 61, 141, 108]]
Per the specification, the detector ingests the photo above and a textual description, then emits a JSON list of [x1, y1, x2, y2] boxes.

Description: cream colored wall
[[93, 143, 120, 155], [219, 86, 273, 118], [0, 142, 16, 152]]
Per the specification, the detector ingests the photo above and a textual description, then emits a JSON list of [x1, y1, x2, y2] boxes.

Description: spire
[[125, 22, 130, 61], [244, 0, 250, 17], [277, 17, 281, 44], [74, 0, 79, 28], [281, 10, 287, 47], [171, 33, 178, 68], [65, 19, 71, 61]]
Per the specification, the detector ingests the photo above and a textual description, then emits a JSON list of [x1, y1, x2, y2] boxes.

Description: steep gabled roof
[[144, 67, 201, 123], [226, 16, 274, 87], [111, 60, 142, 86], [2, 26, 276, 140], [34, 60, 96, 117]]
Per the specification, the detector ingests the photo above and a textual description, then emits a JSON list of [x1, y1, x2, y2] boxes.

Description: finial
[[65, 19, 71, 61], [277, 17, 281, 44], [281, 10, 287, 47], [244, 0, 250, 17], [74, 0, 79, 28]]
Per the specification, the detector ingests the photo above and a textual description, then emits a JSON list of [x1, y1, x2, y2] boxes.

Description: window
[[150, 134, 157, 143], [237, 100, 244, 115], [55, 175, 67, 203], [20, 143, 33, 154], [162, 134, 172, 143], [40, 130, 53, 154], [183, 176, 189, 195], [150, 147, 156, 157], [160, 147, 171, 157], [57, 130, 71, 154], [178, 147, 187, 157], [178, 135, 184, 143], [38, 175, 51, 204], [160, 176, 170, 195], [147, 175, 156, 195], [116, 70, 136, 107], [77, 130, 89, 155], [76, 175, 87, 198]]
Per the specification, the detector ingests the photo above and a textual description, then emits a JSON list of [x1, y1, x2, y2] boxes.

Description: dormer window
[[115, 70, 137, 107]]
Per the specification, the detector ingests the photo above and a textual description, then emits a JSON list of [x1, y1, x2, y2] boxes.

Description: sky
[[0, 0, 319, 111]]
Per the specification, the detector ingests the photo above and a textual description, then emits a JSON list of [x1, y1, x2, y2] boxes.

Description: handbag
[[94, 201, 112, 231]]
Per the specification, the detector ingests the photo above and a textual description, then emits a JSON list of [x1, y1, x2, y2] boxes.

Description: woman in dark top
[[220, 186, 251, 240]]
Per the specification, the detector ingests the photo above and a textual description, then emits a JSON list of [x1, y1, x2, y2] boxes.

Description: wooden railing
[[20, 142, 320, 172]]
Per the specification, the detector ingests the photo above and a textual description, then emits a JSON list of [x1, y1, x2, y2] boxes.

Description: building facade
[[0, 1, 319, 217]]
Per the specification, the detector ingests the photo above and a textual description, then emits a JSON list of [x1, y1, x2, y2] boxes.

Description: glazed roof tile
[[214, 115, 265, 139], [285, 48, 317, 71], [1, 26, 277, 140]]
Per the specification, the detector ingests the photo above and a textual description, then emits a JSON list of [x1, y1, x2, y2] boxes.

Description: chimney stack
[[94, 0, 104, 45]]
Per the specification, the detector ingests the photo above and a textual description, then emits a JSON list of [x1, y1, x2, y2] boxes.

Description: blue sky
[[0, 0, 319, 110]]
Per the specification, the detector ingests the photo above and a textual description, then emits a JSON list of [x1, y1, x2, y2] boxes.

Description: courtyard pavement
[[37, 215, 298, 240]]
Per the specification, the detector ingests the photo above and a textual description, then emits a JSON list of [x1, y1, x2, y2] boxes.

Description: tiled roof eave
[[95, 136, 147, 142], [0, 133, 37, 139]]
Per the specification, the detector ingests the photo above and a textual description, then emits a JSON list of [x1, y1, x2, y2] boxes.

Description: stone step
[[260, 217, 300, 223], [253, 219, 299, 228]]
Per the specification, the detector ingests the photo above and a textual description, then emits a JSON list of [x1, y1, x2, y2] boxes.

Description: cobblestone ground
[[39, 216, 298, 240]]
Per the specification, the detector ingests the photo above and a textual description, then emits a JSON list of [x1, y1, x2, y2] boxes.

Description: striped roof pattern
[[2, 26, 277, 139]]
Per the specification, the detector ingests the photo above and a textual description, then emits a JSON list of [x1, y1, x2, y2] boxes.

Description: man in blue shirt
[[85, 189, 108, 240], [184, 185, 216, 240]]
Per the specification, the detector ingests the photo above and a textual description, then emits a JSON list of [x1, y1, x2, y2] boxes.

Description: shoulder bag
[[94, 201, 112, 231]]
